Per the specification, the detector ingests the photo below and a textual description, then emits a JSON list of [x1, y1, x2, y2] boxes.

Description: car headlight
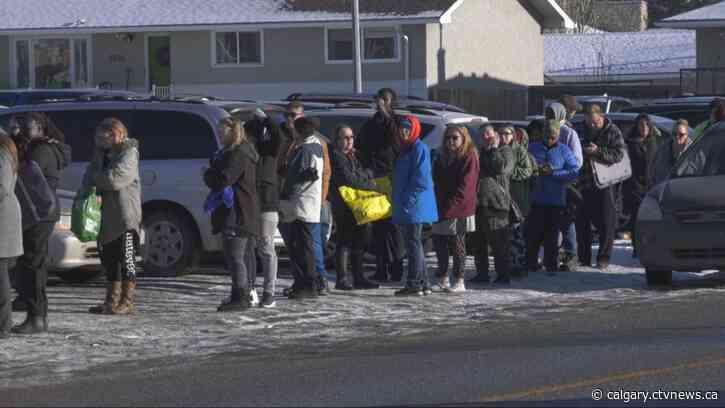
[[637, 194, 663, 222]]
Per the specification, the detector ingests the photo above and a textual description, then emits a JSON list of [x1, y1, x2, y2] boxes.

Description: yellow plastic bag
[[339, 177, 392, 225]]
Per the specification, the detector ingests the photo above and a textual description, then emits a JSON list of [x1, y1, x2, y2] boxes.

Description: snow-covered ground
[[1, 241, 723, 389]]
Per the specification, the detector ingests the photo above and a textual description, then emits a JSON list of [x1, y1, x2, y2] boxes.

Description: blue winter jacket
[[392, 139, 439, 225], [528, 141, 579, 208]]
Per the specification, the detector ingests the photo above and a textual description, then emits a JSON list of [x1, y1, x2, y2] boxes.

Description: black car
[[620, 96, 720, 127], [286, 93, 466, 113], [0, 89, 142, 107]]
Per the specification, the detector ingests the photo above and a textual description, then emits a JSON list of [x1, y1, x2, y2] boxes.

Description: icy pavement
[[1, 241, 724, 389]]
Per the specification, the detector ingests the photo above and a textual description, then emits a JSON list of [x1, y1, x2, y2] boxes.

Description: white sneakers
[[250, 289, 260, 306], [445, 278, 466, 293]]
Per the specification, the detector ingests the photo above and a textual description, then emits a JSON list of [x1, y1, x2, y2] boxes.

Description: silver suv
[[1, 99, 231, 277]]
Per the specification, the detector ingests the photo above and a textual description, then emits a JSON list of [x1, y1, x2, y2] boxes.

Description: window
[[674, 132, 725, 178], [45, 110, 135, 162], [213, 31, 262, 66], [12, 37, 91, 89], [310, 115, 369, 141], [326, 27, 399, 63], [132, 111, 217, 160]]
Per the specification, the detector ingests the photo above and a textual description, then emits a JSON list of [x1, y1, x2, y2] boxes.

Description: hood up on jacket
[[546, 102, 568, 123]]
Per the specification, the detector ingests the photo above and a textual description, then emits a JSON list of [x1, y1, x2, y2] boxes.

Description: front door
[[147, 36, 171, 91]]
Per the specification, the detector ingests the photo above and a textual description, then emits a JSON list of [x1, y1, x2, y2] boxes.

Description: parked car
[[540, 95, 633, 116], [621, 96, 718, 128], [0, 99, 231, 277], [636, 121, 725, 286], [0, 89, 142, 107], [286, 93, 467, 113]]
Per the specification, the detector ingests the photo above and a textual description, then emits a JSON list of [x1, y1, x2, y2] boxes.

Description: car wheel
[[56, 268, 102, 284], [143, 210, 199, 277], [646, 268, 672, 287]]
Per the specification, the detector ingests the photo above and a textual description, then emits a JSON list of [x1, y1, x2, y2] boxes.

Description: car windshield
[[673, 126, 725, 179]]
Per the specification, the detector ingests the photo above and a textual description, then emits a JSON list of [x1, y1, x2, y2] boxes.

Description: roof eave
[[0, 17, 442, 36]]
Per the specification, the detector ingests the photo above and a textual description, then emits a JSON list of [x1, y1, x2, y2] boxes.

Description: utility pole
[[352, 0, 363, 93]]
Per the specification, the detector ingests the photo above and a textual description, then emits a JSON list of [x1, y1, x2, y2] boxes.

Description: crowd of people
[[0, 88, 715, 337]]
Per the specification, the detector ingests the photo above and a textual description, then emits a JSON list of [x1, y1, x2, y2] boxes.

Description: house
[[0, 0, 571, 117], [657, 1, 725, 95]]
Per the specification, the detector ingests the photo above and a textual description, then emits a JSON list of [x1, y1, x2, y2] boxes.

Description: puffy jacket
[[575, 118, 626, 191], [392, 139, 438, 225], [204, 141, 260, 237], [477, 144, 514, 216], [80, 139, 142, 245], [433, 149, 479, 220], [280, 135, 324, 223], [528, 141, 579, 207], [357, 111, 399, 177], [623, 130, 660, 200], [247, 118, 281, 213], [27, 139, 71, 222]]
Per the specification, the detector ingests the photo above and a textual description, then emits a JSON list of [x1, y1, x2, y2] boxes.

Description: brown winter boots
[[89, 280, 136, 315], [89, 281, 122, 314]]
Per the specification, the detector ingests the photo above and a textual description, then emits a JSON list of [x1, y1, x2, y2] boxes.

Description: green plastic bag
[[71, 188, 102, 242]]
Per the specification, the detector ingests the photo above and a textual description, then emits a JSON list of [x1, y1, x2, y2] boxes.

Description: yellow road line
[[480, 354, 725, 402]]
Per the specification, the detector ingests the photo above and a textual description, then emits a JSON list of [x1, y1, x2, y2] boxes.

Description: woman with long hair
[[204, 117, 260, 311], [432, 124, 479, 293], [82, 118, 141, 315], [12, 112, 71, 334], [0, 130, 23, 338]]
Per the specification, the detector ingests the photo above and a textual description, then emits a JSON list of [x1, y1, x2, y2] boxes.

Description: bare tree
[[559, 0, 602, 32]]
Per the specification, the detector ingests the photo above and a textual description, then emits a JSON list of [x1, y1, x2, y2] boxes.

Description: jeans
[[311, 223, 330, 280], [402, 224, 428, 289], [0, 259, 11, 333], [286, 221, 317, 289], [256, 212, 279, 296], [15, 221, 54, 317], [222, 231, 254, 292]]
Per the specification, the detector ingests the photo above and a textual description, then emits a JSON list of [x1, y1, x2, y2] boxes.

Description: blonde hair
[[219, 117, 247, 146], [97, 117, 128, 142], [441, 124, 477, 160]]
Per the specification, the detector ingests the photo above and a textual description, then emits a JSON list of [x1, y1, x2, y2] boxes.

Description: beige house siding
[[92, 33, 147, 91], [0, 36, 10, 88], [426, 0, 543, 119]]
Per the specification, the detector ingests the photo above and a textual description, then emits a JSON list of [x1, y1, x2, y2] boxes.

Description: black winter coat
[[28, 139, 71, 222], [576, 118, 626, 191], [356, 111, 399, 178], [247, 118, 282, 213], [330, 149, 376, 229], [623, 133, 659, 201], [204, 142, 260, 237]]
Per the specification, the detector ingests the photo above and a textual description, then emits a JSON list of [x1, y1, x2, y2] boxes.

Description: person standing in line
[[204, 117, 260, 312], [526, 120, 579, 275], [82, 118, 142, 315], [469, 125, 515, 286], [501, 125, 534, 278], [357, 88, 406, 283], [545, 102, 583, 272], [0, 131, 23, 339], [279, 117, 325, 300], [245, 110, 281, 308], [11, 112, 70, 334], [329, 124, 381, 290], [623, 114, 662, 258], [575, 105, 625, 271], [651, 119, 692, 186], [432, 124, 479, 293], [392, 115, 438, 296], [692, 98, 725, 144]]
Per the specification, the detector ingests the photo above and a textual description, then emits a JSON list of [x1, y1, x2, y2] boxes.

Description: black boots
[[334, 248, 354, 291], [352, 250, 379, 289], [217, 287, 251, 312], [373, 256, 390, 282], [12, 314, 47, 334]]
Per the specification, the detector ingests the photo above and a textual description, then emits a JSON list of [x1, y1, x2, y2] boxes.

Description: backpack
[[15, 160, 56, 229]]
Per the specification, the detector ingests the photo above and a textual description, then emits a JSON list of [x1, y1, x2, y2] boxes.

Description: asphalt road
[[3, 286, 725, 407]]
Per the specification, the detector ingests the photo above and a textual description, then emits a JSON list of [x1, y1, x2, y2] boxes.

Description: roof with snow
[[545, 29, 696, 79], [0, 0, 572, 34], [658, 1, 725, 28]]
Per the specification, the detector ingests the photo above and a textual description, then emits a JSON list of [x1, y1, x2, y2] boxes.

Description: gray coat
[[80, 139, 142, 245], [0, 149, 23, 258]]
